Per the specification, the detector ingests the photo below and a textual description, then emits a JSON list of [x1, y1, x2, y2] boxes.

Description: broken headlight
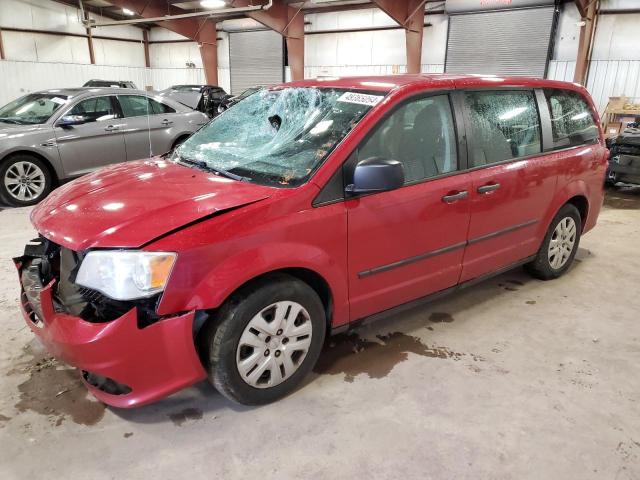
[[75, 251, 176, 301]]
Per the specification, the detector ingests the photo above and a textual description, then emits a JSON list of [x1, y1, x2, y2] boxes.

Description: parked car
[[83, 80, 137, 89], [14, 75, 607, 407], [157, 84, 230, 118], [216, 86, 262, 114], [606, 129, 640, 186], [0, 88, 209, 206]]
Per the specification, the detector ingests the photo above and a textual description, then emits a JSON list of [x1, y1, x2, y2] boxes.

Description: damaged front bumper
[[14, 242, 207, 408]]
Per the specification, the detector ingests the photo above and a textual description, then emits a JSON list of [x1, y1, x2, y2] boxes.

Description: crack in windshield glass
[[172, 87, 382, 187]]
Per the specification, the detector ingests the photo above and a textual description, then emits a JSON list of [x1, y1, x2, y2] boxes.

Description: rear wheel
[[0, 155, 52, 207], [205, 274, 326, 405], [525, 204, 582, 280]]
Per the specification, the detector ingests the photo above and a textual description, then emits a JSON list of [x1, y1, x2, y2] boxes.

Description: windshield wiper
[[0, 117, 23, 125], [177, 156, 250, 182]]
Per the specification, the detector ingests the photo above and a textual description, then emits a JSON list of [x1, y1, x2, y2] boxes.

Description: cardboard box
[[605, 122, 623, 138]]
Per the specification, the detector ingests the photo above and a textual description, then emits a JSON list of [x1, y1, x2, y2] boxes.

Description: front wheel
[[525, 204, 582, 280], [0, 155, 52, 207], [205, 274, 326, 405]]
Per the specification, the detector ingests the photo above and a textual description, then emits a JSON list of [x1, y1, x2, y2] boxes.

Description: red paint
[[21, 74, 607, 407]]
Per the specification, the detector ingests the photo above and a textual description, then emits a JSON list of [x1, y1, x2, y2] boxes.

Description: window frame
[[457, 87, 545, 172], [115, 94, 174, 118], [54, 94, 120, 127], [540, 87, 600, 153], [313, 89, 468, 207]]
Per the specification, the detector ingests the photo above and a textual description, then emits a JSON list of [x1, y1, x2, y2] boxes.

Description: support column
[[196, 20, 218, 86], [373, 0, 425, 74], [285, 10, 304, 81], [573, 0, 597, 85], [143, 29, 150, 68], [0, 27, 5, 60], [83, 11, 95, 64]]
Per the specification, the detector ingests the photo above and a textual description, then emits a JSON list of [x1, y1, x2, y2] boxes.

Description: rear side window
[[544, 89, 598, 149], [118, 95, 175, 117], [464, 90, 541, 167], [357, 94, 458, 184]]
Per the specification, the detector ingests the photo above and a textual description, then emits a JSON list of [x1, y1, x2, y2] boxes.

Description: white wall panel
[[149, 42, 203, 68], [93, 38, 146, 67], [0, 60, 213, 106]]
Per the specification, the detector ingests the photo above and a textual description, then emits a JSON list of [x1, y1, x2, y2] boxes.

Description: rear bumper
[[18, 276, 207, 408]]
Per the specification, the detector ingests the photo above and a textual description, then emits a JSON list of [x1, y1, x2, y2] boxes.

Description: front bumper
[[16, 264, 207, 408]]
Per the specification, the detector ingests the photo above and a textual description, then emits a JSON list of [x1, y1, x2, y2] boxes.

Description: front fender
[[158, 241, 350, 327]]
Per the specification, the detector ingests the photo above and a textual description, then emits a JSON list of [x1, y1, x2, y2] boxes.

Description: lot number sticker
[[338, 92, 384, 106]]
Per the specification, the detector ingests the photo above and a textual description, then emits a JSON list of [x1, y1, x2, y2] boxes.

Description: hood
[[158, 91, 201, 110], [0, 123, 47, 136], [32, 159, 273, 250]]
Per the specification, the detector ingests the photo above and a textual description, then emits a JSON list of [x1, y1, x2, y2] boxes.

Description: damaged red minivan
[[15, 75, 607, 407]]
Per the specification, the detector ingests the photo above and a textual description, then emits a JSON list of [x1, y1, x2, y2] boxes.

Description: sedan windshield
[[174, 87, 384, 187], [0, 93, 70, 125]]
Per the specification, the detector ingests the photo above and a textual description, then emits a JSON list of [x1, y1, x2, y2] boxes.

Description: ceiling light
[[200, 0, 226, 8], [122, 8, 135, 15]]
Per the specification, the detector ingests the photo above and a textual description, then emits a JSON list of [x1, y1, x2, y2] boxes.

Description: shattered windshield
[[173, 87, 383, 187], [0, 93, 70, 125]]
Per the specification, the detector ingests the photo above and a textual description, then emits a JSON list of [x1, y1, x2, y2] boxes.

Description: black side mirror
[[57, 115, 87, 128], [346, 157, 405, 195]]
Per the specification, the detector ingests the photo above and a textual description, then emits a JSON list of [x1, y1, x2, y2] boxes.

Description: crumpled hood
[[32, 158, 272, 250]]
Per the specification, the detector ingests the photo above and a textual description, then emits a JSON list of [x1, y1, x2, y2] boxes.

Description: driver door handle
[[104, 125, 120, 132], [477, 183, 501, 194], [442, 191, 468, 204]]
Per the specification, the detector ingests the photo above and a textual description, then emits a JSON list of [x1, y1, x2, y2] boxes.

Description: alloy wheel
[[236, 301, 313, 389], [4, 161, 46, 202], [548, 217, 577, 269]]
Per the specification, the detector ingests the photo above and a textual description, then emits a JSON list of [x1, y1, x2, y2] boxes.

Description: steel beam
[[372, 0, 426, 74], [0, 27, 5, 61], [574, 0, 598, 85]]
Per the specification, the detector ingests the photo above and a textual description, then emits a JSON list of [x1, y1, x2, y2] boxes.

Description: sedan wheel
[[0, 156, 52, 206], [236, 301, 313, 389]]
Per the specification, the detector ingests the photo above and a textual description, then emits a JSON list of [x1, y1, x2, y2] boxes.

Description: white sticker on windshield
[[337, 92, 383, 106], [51, 97, 67, 105]]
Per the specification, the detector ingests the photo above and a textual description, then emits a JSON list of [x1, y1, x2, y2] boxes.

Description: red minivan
[[15, 75, 607, 407]]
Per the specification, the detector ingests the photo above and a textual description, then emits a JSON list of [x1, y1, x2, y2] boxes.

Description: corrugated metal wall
[[0, 60, 208, 106], [547, 60, 640, 113]]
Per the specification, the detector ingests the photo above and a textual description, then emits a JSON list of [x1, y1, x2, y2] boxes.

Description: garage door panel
[[445, 7, 555, 78], [229, 30, 283, 95]]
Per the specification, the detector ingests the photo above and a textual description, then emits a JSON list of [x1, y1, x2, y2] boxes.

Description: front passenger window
[[66, 96, 117, 123], [464, 90, 541, 167], [357, 95, 458, 183]]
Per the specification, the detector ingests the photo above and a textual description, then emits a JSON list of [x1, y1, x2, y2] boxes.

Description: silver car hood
[[0, 123, 47, 137], [158, 91, 201, 109]]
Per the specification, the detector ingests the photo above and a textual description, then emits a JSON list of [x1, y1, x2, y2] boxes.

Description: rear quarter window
[[544, 89, 599, 149]]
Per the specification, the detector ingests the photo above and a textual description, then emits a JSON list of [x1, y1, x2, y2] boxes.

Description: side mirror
[[346, 157, 405, 195], [57, 115, 87, 128]]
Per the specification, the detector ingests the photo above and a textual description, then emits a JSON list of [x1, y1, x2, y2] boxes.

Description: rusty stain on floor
[[168, 407, 203, 426], [314, 331, 480, 383], [9, 344, 105, 426]]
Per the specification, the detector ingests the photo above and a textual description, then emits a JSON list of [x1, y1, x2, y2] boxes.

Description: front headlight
[[75, 251, 177, 301]]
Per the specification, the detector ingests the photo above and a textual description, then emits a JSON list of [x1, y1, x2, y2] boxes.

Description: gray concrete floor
[[1, 188, 640, 479]]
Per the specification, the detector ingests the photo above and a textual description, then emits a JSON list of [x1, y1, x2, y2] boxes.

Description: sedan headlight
[[76, 251, 177, 301]]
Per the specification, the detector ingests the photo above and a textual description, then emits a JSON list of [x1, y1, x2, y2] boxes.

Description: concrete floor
[[1, 188, 640, 479]]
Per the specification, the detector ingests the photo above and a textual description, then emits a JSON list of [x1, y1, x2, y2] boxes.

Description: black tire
[[0, 154, 52, 207], [171, 136, 189, 152], [525, 204, 582, 280], [205, 273, 326, 405]]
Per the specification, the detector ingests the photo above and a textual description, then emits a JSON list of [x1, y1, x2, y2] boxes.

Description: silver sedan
[[0, 88, 210, 206]]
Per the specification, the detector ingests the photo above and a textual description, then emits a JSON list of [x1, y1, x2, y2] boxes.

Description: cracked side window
[[174, 87, 381, 187]]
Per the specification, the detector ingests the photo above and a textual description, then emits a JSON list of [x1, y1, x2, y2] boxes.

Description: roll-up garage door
[[229, 30, 283, 95], [445, 1, 556, 78]]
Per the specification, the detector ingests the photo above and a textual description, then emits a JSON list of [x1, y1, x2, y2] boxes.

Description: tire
[[205, 273, 326, 405], [0, 154, 52, 207], [525, 204, 582, 280], [171, 136, 189, 153]]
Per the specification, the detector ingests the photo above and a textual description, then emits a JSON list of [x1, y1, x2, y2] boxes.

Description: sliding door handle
[[477, 183, 501, 194], [442, 191, 468, 204]]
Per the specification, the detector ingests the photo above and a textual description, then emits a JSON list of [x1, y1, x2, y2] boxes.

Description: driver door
[[54, 95, 126, 177], [346, 93, 472, 320]]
